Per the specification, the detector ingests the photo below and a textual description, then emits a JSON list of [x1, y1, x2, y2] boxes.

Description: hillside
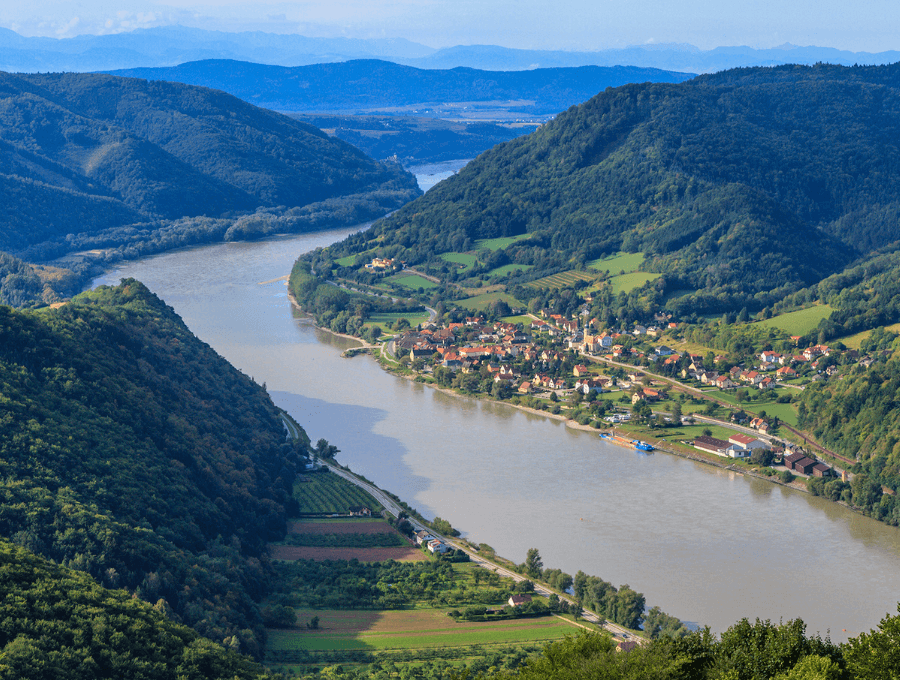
[[316, 62, 900, 314], [0, 280, 307, 656], [106, 59, 695, 115], [0, 70, 420, 259]]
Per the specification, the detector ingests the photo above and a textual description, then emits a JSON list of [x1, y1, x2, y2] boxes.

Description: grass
[[386, 274, 440, 290], [364, 311, 431, 333], [335, 254, 359, 267], [609, 272, 662, 294], [587, 252, 644, 274], [475, 234, 531, 251], [267, 610, 577, 652], [500, 315, 534, 325], [837, 322, 900, 350], [489, 263, 534, 277], [527, 270, 595, 290], [756, 305, 834, 336], [707, 389, 799, 426], [441, 252, 478, 270], [456, 291, 524, 312]]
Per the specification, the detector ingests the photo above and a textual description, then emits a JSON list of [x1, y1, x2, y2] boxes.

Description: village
[[382, 308, 872, 486]]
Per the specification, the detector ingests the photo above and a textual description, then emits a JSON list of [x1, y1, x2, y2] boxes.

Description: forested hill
[[106, 59, 695, 114], [0, 70, 419, 256], [354, 62, 900, 311], [0, 280, 306, 657]]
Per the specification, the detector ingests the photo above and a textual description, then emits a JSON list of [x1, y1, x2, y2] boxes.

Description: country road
[[279, 413, 641, 642]]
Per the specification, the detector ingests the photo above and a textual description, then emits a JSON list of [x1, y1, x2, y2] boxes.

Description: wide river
[[93, 164, 900, 642]]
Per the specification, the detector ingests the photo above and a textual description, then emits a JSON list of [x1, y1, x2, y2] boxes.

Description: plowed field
[[269, 545, 428, 562]]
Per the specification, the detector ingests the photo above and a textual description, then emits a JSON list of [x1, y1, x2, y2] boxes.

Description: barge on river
[[600, 432, 654, 452]]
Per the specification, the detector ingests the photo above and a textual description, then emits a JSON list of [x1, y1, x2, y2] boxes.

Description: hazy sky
[[5, 0, 900, 52]]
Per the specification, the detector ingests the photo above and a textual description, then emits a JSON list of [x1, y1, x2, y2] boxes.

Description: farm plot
[[269, 545, 428, 562], [456, 291, 523, 312], [527, 270, 595, 289], [588, 251, 644, 274], [293, 471, 382, 515], [475, 234, 531, 251], [610, 272, 661, 294], [441, 252, 478, 270], [386, 273, 440, 289], [756, 305, 834, 336], [268, 609, 576, 652], [287, 519, 396, 535], [489, 263, 533, 277]]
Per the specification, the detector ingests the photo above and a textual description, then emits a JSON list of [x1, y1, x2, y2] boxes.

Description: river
[[92, 164, 900, 643]]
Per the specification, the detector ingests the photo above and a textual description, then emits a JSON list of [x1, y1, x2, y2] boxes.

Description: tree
[[524, 548, 543, 579], [844, 603, 900, 680], [315, 438, 340, 459], [671, 401, 683, 423]]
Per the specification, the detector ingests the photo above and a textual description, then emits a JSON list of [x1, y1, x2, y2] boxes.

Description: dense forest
[[316, 62, 900, 314], [0, 280, 308, 656], [0, 539, 274, 679], [107, 60, 694, 115], [0, 70, 420, 257]]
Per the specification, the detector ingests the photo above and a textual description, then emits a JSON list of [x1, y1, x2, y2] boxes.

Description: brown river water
[[92, 165, 900, 642]]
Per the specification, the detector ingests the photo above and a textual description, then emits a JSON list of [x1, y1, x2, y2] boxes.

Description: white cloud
[[55, 16, 80, 36]]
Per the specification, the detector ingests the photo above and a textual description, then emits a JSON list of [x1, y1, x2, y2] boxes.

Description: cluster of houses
[[415, 529, 452, 554], [783, 451, 835, 477], [365, 257, 401, 270]]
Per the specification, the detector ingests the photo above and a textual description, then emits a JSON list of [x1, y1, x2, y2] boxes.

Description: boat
[[599, 432, 654, 452]]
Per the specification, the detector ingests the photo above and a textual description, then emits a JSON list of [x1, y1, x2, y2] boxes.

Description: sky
[[4, 0, 900, 53]]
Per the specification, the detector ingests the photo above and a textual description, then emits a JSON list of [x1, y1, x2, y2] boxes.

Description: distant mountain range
[[2, 25, 899, 74], [0, 70, 418, 258], [105, 59, 695, 114]]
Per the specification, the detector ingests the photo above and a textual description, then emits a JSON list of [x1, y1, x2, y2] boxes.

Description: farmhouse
[[508, 594, 533, 607]]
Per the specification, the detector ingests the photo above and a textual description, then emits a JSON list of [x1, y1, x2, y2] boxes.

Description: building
[[508, 594, 533, 607]]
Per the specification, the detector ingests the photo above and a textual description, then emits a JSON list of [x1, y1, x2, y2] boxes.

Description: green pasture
[[489, 263, 534, 277], [456, 291, 523, 311], [756, 305, 833, 336], [609, 272, 662, 294], [707, 389, 799, 426], [588, 252, 644, 274], [364, 311, 431, 333], [387, 274, 440, 290], [500, 315, 534, 325], [836, 322, 900, 350], [475, 234, 531, 251], [441, 252, 478, 270]]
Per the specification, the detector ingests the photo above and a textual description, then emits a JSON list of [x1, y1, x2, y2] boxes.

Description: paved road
[[279, 412, 639, 641]]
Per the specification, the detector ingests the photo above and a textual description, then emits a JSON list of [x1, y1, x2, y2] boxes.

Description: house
[[776, 366, 797, 380], [715, 375, 735, 389], [760, 351, 781, 365], [728, 434, 769, 451], [793, 457, 817, 475], [508, 594, 533, 607], [428, 540, 451, 554], [783, 452, 806, 470], [693, 436, 730, 456], [655, 345, 675, 357], [410, 346, 436, 360], [415, 530, 435, 546], [518, 381, 533, 394], [812, 463, 834, 478], [573, 364, 590, 377], [725, 445, 750, 459]]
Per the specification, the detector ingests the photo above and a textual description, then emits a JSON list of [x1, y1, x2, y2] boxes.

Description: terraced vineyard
[[527, 270, 596, 289], [293, 471, 382, 514]]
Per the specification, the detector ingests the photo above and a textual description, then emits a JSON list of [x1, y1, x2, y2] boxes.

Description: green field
[[527, 270, 595, 289], [267, 610, 578, 652], [475, 234, 531, 251], [335, 254, 359, 267], [456, 291, 523, 311], [756, 305, 834, 335], [489, 263, 534, 277], [838, 322, 900, 350], [708, 389, 799, 426], [588, 252, 644, 274], [500, 315, 535, 325], [293, 472, 382, 514], [364, 311, 431, 332], [441, 252, 478, 270], [386, 273, 440, 290], [610, 272, 662, 294]]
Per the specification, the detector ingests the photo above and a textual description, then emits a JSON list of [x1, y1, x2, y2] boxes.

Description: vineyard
[[527, 270, 596, 289], [293, 471, 382, 514], [283, 531, 408, 548]]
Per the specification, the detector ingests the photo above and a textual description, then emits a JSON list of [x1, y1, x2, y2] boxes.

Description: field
[[838, 322, 900, 350], [500, 315, 533, 325], [293, 471, 382, 514], [268, 609, 577, 652], [475, 234, 531, 251], [708, 389, 799, 426], [527, 270, 595, 289], [756, 305, 834, 335], [456, 291, 523, 311], [364, 311, 431, 333], [441, 252, 478, 270], [287, 519, 396, 535], [609, 272, 662, 294], [588, 252, 644, 274], [269, 545, 428, 562], [335, 254, 360, 267], [489, 263, 534, 277], [386, 273, 440, 290]]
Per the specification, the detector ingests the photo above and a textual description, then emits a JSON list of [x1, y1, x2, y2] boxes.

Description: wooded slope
[[0, 71, 418, 254]]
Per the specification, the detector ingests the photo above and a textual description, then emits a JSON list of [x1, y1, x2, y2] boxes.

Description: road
[[279, 412, 640, 642]]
